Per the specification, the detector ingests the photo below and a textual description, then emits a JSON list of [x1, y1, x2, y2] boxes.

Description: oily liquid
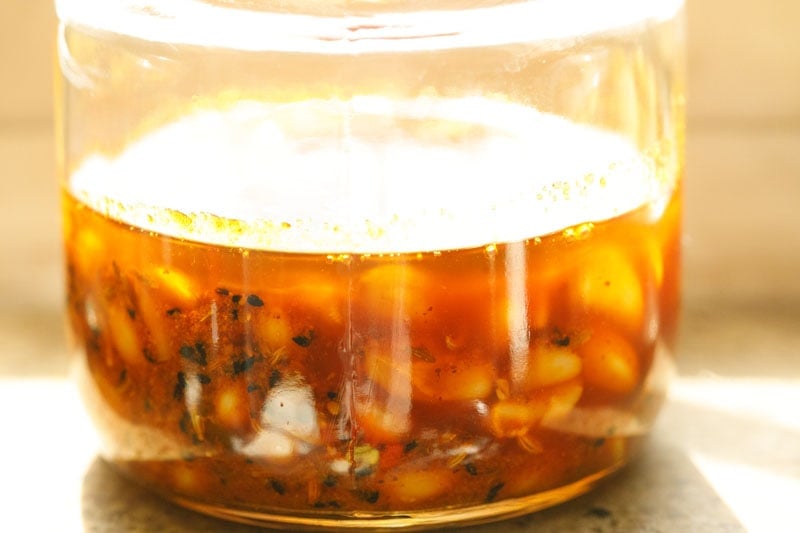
[[64, 99, 681, 528]]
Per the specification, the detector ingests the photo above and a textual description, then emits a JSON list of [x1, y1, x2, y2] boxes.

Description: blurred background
[[0, 1, 798, 531]]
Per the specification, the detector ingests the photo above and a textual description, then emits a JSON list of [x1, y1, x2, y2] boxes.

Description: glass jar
[[55, 0, 685, 529]]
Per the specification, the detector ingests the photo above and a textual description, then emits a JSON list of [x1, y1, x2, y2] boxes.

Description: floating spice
[[173, 372, 187, 400], [179, 343, 207, 366], [268, 479, 286, 495], [485, 482, 504, 503], [232, 355, 257, 376], [246, 294, 264, 307], [411, 346, 435, 363], [359, 490, 380, 504], [553, 334, 571, 347], [292, 332, 313, 348], [269, 369, 282, 388]]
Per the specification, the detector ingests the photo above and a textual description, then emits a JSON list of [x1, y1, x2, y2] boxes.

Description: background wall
[[1, 1, 799, 375]]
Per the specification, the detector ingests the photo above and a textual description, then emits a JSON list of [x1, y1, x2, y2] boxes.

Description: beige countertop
[[2, 121, 799, 532]]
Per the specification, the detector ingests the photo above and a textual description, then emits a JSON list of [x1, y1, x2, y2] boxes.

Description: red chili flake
[[411, 346, 435, 362]]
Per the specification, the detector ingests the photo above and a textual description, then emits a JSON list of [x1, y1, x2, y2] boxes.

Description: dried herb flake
[[268, 479, 286, 495], [360, 490, 380, 504], [292, 333, 313, 348], [179, 344, 207, 366], [587, 507, 612, 519], [553, 335, 571, 347], [485, 482, 505, 503], [464, 463, 478, 476], [233, 355, 257, 376], [246, 294, 264, 307], [269, 369, 282, 388], [403, 440, 418, 454], [173, 372, 187, 400]]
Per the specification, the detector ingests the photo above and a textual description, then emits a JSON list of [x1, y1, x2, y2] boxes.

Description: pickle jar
[[55, 0, 685, 529]]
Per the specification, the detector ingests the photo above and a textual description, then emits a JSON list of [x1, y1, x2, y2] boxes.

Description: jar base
[[166, 463, 625, 531]]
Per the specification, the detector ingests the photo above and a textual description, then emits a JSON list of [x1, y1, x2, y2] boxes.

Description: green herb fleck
[[292, 333, 313, 347], [361, 490, 380, 504], [485, 482, 505, 503], [587, 507, 612, 519], [179, 344, 207, 366], [246, 294, 264, 307], [269, 369, 282, 388], [553, 335, 570, 346], [268, 479, 286, 495], [173, 372, 186, 400]]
